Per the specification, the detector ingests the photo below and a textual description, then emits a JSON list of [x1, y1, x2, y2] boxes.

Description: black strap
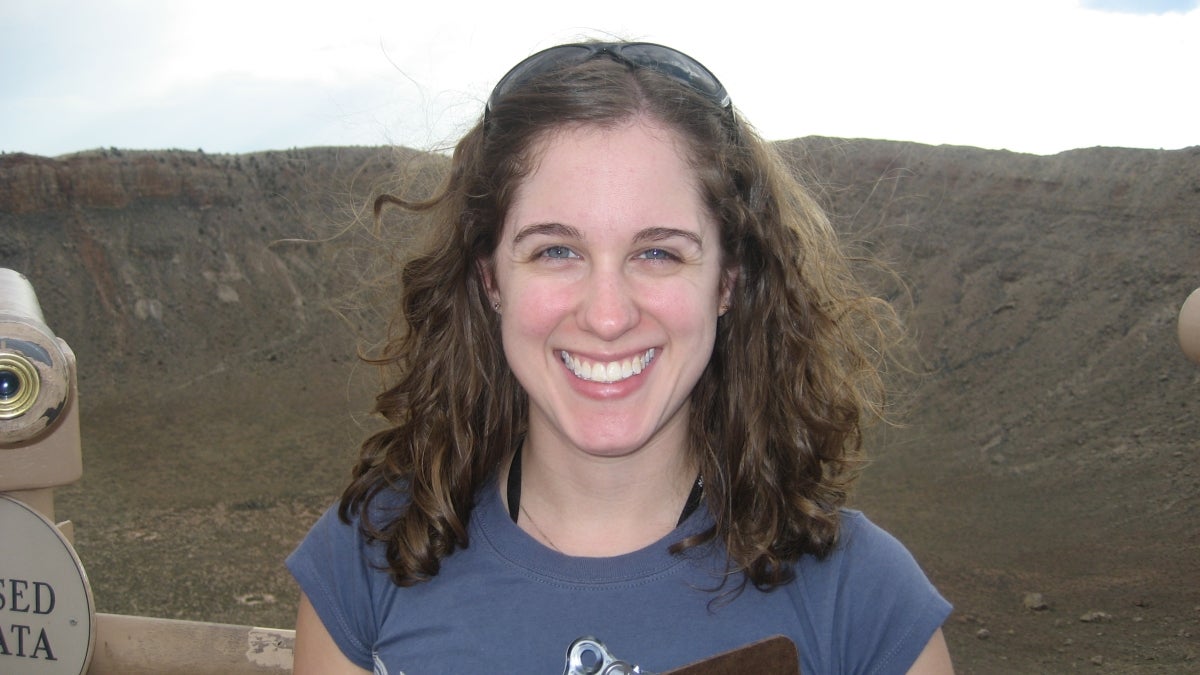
[[507, 444, 523, 523], [507, 445, 703, 527], [677, 474, 704, 526]]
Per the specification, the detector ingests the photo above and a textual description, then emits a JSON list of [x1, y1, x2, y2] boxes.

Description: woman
[[289, 41, 953, 674]]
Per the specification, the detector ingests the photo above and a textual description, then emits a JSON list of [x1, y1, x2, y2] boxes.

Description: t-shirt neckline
[[472, 477, 715, 586]]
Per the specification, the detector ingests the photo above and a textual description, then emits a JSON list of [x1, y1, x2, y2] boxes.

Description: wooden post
[[87, 614, 294, 674]]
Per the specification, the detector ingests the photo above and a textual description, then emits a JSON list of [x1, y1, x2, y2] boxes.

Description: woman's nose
[[578, 267, 638, 340]]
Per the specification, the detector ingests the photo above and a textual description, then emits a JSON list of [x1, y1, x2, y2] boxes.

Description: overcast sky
[[2, 0, 1196, 157]]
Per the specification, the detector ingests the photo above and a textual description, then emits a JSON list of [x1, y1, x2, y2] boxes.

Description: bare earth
[[1, 139, 1197, 673]]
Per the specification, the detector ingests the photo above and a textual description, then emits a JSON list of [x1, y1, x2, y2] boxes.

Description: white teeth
[[560, 348, 657, 383], [606, 362, 621, 381]]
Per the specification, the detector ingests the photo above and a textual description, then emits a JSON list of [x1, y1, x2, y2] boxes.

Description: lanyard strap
[[507, 445, 704, 527]]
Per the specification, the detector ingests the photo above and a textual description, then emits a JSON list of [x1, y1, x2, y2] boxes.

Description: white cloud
[[1082, 0, 1199, 14], [1, 0, 1196, 156]]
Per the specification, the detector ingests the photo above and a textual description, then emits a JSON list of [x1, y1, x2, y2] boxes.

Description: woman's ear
[[477, 257, 501, 311], [719, 266, 739, 315]]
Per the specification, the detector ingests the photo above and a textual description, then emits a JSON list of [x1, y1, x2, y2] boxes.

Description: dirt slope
[[783, 139, 1200, 672], [1, 140, 1197, 673]]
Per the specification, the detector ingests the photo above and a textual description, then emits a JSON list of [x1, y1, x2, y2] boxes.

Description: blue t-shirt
[[287, 481, 950, 674]]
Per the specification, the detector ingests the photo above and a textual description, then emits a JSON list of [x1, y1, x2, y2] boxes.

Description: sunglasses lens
[[617, 44, 730, 108], [489, 45, 595, 109], [487, 42, 731, 116]]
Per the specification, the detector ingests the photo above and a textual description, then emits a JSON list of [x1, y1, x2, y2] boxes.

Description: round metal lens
[[0, 354, 40, 420], [0, 369, 19, 399]]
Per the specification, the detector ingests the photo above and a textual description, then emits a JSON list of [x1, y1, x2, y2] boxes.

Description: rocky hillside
[[1, 147, 422, 387], [1, 140, 1197, 673]]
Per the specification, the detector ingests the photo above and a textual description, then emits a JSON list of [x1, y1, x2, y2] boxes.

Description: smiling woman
[[485, 119, 729, 480], [287, 41, 953, 674]]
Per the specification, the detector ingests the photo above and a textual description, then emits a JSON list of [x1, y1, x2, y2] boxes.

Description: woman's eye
[[638, 248, 677, 261], [541, 245, 576, 259]]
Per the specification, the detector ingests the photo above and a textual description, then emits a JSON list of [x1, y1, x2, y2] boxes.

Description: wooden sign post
[[0, 494, 95, 672]]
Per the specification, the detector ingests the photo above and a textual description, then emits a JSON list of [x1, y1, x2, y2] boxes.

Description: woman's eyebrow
[[633, 227, 703, 248], [511, 222, 583, 247]]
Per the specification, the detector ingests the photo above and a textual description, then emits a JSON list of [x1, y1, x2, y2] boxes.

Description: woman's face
[[485, 117, 731, 460]]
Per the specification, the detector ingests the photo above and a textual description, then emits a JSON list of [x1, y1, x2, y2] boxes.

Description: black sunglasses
[[486, 42, 732, 118]]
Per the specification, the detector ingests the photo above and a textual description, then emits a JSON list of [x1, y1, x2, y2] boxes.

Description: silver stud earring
[[493, 301, 501, 312]]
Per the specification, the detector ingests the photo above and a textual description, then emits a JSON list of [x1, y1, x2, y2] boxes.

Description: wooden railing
[[88, 614, 293, 674]]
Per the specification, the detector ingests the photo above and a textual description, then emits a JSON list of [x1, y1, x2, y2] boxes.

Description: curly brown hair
[[340, 49, 904, 590]]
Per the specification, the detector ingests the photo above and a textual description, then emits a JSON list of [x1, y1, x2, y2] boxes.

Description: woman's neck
[[501, 430, 698, 557]]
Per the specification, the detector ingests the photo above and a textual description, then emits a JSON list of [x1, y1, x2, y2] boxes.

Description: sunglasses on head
[[485, 42, 732, 120]]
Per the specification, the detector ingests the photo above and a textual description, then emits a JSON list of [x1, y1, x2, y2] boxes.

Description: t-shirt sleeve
[[286, 504, 381, 671], [816, 511, 953, 675]]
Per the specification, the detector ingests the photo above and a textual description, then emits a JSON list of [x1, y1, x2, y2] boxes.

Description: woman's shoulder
[[290, 487, 411, 573], [285, 487, 414, 670], [786, 509, 951, 673], [812, 508, 931, 577], [787, 507, 946, 611], [835, 508, 911, 553]]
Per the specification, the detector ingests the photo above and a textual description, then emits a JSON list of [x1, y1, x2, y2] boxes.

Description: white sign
[[0, 494, 94, 673]]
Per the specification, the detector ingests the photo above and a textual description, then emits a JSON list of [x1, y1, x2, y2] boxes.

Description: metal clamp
[[562, 637, 656, 675]]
